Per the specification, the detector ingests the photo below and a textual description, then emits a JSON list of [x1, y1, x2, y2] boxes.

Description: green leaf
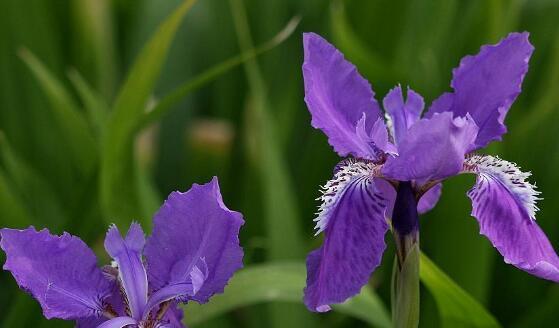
[[182, 263, 391, 328], [420, 252, 501, 328], [100, 0, 197, 226], [18, 48, 97, 175]]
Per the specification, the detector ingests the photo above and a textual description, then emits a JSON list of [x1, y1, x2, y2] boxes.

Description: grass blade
[[100, 0, 198, 227], [138, 15, 301, 130], [19, 48, 97, 175]]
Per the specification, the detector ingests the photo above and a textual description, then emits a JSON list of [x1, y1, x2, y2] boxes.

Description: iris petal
[[465, 155, 559, 282], [382, 112, 478, 181], [383, 85, 424, 146], [417, 183, 442, 214], [144, 177, 244, 304], [427, 32, 534, 149], [104, 223, 148, 320], [302, 32, 389, 160], [96, 316, 137, 328], [305, 160, 390, 311], [0, 227, 111, 320]]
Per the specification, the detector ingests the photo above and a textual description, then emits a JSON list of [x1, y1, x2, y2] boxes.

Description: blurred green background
[[1, 0, 559, 327]]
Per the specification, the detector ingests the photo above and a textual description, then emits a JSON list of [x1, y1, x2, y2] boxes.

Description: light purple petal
[[104, 223, 148, 320], [0, 227, 111, 320], [465, 155, 559, 281], [303, 32, 388, 160], [417, 183, 442, 214], [305, 164, 389, 311], [382, 112, 478, 181], [145, 177, 244, 304], [144, 283, 193, 319], [383, 85, 424, 146], [96, 316, 137, 328], [427, 32, 534, 149]]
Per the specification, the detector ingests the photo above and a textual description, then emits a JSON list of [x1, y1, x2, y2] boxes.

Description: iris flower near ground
[[302, 31, 559, 313], [0, 178, 244, 328]]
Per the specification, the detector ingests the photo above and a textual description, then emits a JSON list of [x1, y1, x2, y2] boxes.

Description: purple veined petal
[[144, 177, 244, 304], [303, 32, 388, 160], [305, 159, 390, 312], [143, 283, 193, 320], [464, 155, 559, 282], [383, 85, 424, 146], [417, 183, 442, 214], [382, 112, 478, 181], [96, 316, 137, 328], [76, 283, 127, 328], [427, 32, 534, 149], [104, 223, 148, 320], [0, 227, 112, 320], [373, 178, 396, 220]]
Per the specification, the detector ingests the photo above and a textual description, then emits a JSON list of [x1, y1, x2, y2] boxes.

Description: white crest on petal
[[314, 159, 379, 235], [464, 154, 541, 220]]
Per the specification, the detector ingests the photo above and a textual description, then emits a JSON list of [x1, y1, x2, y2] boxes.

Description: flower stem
[[391, 234, 420, 328], [391, 181, 420, 328]]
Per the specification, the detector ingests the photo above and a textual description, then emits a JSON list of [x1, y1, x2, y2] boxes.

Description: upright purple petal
[[104, 223, 148, 320], [382, 112, 478, 181], [417, 183, 442, 214], [427, 32, 534, 149], [144, 177, 244, 304], [0, 227, 111, 320], [465, 155, 559, 281], [383, 85, 424, 146], [303, 32, 388, 160], [305, 160, 389, 311]]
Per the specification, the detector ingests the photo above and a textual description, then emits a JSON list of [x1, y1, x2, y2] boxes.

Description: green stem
[[392, 234, 420, 328]]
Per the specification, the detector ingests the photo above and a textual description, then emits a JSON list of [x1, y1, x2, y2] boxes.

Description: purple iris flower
[[302, 32, 559, 312], [0, 177, 244, 328]]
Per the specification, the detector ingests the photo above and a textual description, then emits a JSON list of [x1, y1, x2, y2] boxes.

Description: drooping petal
[[305, 159, 389, 312], [303, 32, 388, 160], [464, 155, 559, 281], [383, 85, 424, 146], [417, 183, 442, 214], [104, 223, 148, 320], [144, 177, 244, 304], [0, 227, 111, 320], [382, 112, 478, 181], [96, 316, 137, 328], [427, 32, 534, 149]]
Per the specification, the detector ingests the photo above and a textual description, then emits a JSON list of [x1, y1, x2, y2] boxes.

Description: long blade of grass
[[67, 68, 110, 134], [137, 15, 301, 130], [100, 0, 197, 227], [18, 48, 97, 175], [183, 263, 391, 328], [228, 1, 312, 327]]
